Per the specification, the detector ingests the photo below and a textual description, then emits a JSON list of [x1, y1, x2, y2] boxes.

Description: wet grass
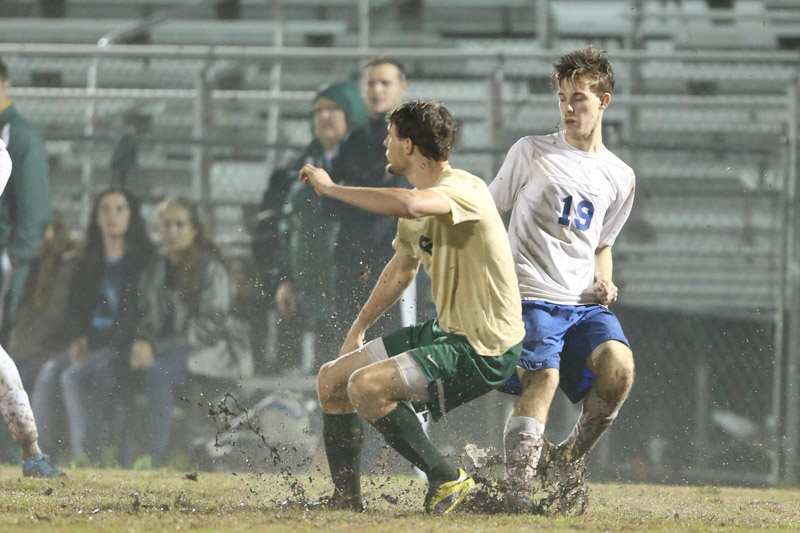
[[1, 466, 799, 532]]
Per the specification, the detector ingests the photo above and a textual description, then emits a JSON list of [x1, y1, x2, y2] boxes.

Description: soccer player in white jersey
[[0, 139, 59, 477], [488, 45, 635, 509]]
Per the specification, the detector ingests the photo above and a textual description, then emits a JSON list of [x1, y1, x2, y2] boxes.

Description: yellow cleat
[[424, 468, 475, 514]]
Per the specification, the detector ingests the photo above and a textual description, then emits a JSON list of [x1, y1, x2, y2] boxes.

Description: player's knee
[[317, 361, 346, 410], [597, 344, 635, 391], [346, 368, 378, 410]]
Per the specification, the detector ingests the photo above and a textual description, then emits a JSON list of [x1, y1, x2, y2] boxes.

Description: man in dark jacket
[[0, 59, 54, 332], [332, 58, 412, 345], [253, 81, 368, 373]]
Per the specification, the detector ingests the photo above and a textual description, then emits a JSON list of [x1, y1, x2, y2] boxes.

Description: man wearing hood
[[255, 81, 368, 373]]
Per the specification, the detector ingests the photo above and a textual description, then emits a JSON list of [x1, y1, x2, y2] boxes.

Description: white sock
[[559, 389, 623, 460], [504, 415, 545, 485], [0, 344, 39, 453]]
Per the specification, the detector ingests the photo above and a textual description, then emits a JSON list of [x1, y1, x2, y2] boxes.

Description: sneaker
[[424, 468, 475, 514], [22, 454, 60, 478]]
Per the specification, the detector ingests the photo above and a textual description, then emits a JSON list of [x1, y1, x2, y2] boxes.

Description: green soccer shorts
[[381, 318, 522, 420]]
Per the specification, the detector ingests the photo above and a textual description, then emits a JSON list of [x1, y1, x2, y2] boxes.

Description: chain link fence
[[2, 43, 800, 484]]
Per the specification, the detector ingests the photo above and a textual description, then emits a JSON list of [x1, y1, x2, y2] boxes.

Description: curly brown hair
[[552, 45, 615, 97], [387, 100, 456, 162]]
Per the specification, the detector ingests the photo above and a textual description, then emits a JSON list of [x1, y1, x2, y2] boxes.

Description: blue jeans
[[33, 347, 117, 458], [32, 351, 71, 455], [60, 347, 117, 458], [118, 346, 189, 468]]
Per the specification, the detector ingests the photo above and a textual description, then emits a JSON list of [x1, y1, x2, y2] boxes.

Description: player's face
[[96, 192, 131, 240], [558, 77, 609, 140], [383, 123, 410, 175], [159, 204, 198, 255], [364, 64, 408, 117], [312, 97, 348, 151]]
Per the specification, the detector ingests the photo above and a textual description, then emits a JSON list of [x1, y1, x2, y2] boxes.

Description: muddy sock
[[371, 402, 458, 482], [504, 416, 545, 486], [558, 389, 624, 460], [322, 413, 364, 501], [0, 345, 39, 452]]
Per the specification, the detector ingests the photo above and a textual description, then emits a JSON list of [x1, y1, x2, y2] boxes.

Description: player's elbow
[[397, 192, 424, 219]]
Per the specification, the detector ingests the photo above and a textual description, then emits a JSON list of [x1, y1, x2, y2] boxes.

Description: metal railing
[[1, 39, 799, 485]]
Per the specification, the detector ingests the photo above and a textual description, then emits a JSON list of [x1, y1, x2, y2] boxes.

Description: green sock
[[322, 413, 364, 502], [371, 403, 459, 482]]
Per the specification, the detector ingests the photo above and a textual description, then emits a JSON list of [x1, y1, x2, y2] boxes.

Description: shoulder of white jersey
[[516, 132, 559, 149], [502, 134, 550, 163], [602, 146, 636, 184]]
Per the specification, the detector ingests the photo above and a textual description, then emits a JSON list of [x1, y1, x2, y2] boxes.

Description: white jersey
[[0, 139, 39, 451], [0, 138, 10, 196], [489, 131, 635, 305]]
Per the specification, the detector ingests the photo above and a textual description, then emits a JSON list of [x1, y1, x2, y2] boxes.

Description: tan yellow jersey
[[392, 166, 525, 356]]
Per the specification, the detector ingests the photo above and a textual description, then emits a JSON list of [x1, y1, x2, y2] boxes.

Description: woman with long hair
[[121, 196, 251, 468], [32, 187, 154, 462]]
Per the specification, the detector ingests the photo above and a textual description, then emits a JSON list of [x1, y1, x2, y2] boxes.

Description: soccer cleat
[[22, 454, 60, 478], [424, 468, 475, 514]]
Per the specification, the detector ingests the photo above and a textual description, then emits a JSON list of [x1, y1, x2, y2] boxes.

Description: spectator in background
[[8, 213, 78, 392], [32, 188, 153, 462], [273, 81, 368, 373], [0, 58, 54, 334], [120, 197, 252, 468], [332, 57, 411, 344]]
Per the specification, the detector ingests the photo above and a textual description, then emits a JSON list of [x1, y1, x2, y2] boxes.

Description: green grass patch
[[1, 466, 799, 532]]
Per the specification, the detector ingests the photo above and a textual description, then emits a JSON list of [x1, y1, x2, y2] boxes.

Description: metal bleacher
[[4, 0, 800, 486], [1, 0, 798, 317]]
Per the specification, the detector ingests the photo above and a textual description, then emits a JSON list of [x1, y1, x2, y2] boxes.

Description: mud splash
[[462, 439, 589, 516], [203, 393, 587, 515], [203, 393, 422, 512], [204, 392, 315, 508]]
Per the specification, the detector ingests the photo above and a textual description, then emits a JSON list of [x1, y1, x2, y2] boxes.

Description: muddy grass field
[[1, 466, 799, 532]]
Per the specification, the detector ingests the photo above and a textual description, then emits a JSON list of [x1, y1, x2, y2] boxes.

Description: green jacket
[[280, 177, 338, 323], [0, 103, 53, 262]]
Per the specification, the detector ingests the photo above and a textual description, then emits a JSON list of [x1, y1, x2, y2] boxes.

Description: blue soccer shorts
[[498, 300, 630, 403]]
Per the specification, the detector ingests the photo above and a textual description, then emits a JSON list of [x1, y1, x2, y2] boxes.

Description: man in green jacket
[[0, 58, 54, 331]]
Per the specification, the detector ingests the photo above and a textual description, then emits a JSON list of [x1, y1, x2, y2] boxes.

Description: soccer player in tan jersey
[[300, 100, 525, 514]]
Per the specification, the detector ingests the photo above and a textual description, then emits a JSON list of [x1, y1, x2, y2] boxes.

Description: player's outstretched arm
[[299, 164, 450, 219], [594, 245, 618, 306], [340, 252, 420, 355]]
